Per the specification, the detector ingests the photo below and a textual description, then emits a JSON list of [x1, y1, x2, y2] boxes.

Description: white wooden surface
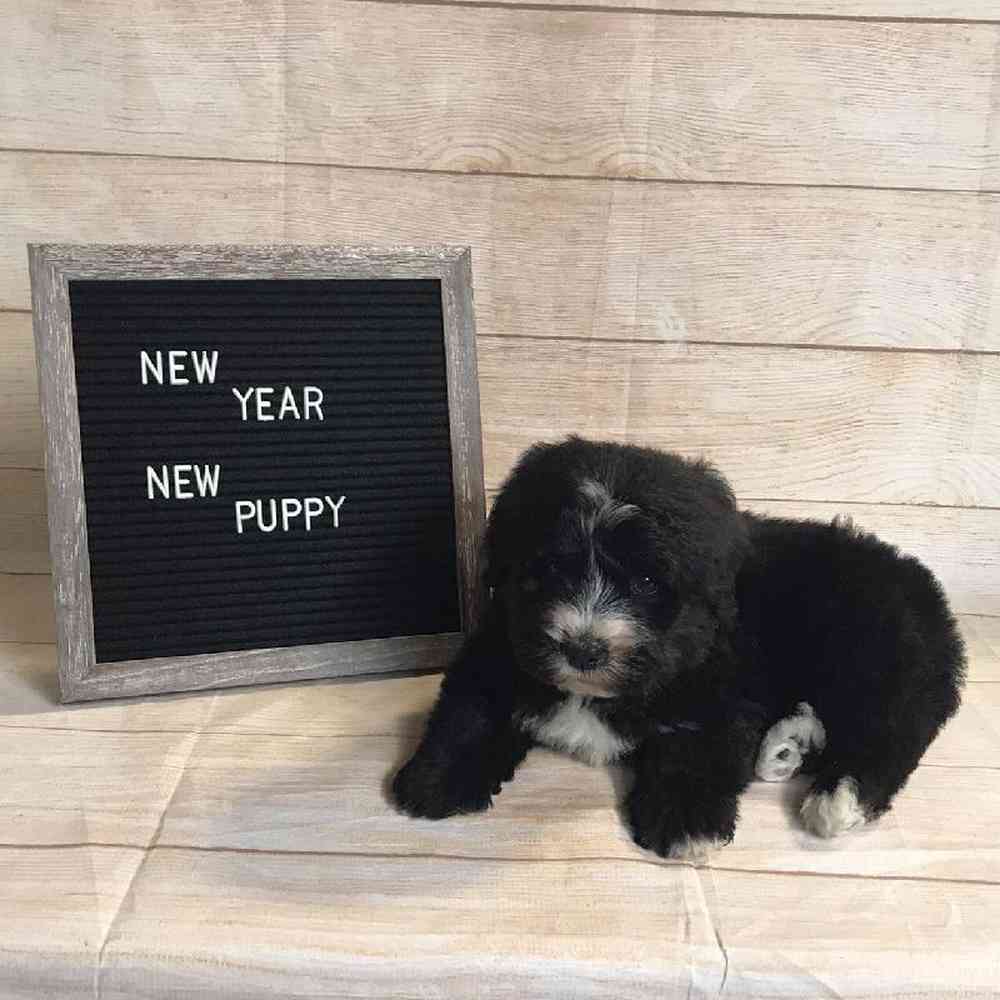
[[7, 156, 1000, 352], [5, 3, 1000, 190], [0, 611, 997, 998]]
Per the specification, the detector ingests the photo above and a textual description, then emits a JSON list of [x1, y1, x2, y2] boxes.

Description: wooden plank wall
[[1, 0, 997, 617]]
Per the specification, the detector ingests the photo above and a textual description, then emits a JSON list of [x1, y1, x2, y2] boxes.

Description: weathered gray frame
[[28, 244, 484, 703]]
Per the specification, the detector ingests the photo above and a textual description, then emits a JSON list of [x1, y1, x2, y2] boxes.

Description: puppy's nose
[[561, 638, 608, 673]]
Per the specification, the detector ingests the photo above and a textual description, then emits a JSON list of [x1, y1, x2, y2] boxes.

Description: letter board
[[29, 245, 484, 702]]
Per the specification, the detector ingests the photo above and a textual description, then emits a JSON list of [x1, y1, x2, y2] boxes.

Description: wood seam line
[[0, 723, 418, 737], [483, 333, 1000, 358], [4, 308, 1000, 359], [694, 864, 730, 994], [0, 840, 996, 888], [323, 0, 1000, 27], [93, 702, 213, 997], [2, 146, 1000, 197], [4, 0, 988, 30]]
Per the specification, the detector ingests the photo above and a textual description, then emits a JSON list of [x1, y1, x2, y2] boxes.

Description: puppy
[[391, 437, 965, 857]]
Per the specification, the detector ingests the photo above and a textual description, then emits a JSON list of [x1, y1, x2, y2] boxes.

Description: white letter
[[146, 465, 170, 499], [281, 497, 303, 531], [304, 386, 324, 420], [193, 464, 221, 498], [278, 386, 301, 421], [190, 350, 219, 385], [256, 387, 274, 421], [324, 495, 346, 528], [167, 350, 189, 385], [235, 500, 255, 534], [258, 499, 278, 532], [232, 386, 254, 421], [173, 464, 194, 500], [140, 351, 164, 386], [303, 497, 324, 530]]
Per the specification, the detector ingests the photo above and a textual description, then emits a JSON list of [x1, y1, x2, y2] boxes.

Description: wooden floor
[[0, 615, 997, 998]]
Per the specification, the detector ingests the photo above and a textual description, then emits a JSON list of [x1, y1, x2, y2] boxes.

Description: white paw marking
[[800, 776, 866, 838], [518, 696, 631, 765], [667, 836, 724, 862], [756, 701, 827, 782]]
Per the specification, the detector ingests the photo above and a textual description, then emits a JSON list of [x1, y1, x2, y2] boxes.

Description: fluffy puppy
[[391, 437, 965, 857]]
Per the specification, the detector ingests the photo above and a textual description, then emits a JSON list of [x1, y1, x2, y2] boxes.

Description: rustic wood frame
[[28, 244, 484, 703]]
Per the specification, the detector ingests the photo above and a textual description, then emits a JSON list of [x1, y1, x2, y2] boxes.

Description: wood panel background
[[3, 7, 1000, 994], [1, 0, 998, 621]]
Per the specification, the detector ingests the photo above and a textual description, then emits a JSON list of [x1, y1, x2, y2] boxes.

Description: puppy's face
[[504, 481, 670, 698], [486, 439, 745, 701]]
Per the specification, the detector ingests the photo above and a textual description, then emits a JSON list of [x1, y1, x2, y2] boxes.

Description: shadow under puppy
[[392, 437, 965, 858]]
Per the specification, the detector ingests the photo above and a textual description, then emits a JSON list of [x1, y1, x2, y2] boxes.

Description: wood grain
[[2, 1, 998, 992], [285, 7, 1000, 189], [703, 871, 1000, 998], [0, 574, 55, 644], [98, 849, 724, 999], [153, 727, 1000, 881], [0, 643, 218, 731], [3, 0, 285, 162], [28, 241, 95, 698], [0, 313, 42, 468], [0, 630, 995, 998], [5, 4, 1000, 190], [0, 154, 284, 314], [962, 616, 1000, 679], [7, 152, 1000, 351], [477, 338, 1000, 506], [96, 850, 1000, 999], [0, 469, 48, 574], [0, 845, 144, 1000], [0, 727, 199, 846], [289, 169, 1000, 352], [458, 0, 1000, 15]]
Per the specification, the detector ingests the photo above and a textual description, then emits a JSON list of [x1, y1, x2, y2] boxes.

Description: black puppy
[[392, 437, 965, 857]]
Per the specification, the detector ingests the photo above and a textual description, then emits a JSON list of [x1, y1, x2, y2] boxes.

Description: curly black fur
[[391, 437, 965, 856]]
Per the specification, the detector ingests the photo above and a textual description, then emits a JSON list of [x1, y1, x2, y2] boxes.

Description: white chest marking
[[522, 696, 631, 765]]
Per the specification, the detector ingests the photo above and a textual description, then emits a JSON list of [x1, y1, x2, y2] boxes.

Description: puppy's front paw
[[627, 786, 735, 861], [391, 752, 495, 819]]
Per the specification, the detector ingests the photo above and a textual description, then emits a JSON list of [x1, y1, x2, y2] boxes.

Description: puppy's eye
[[630, 575, 658, 598], [521, 557, 556, 593]]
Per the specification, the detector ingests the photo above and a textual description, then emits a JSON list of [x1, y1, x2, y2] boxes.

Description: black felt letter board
[[68, 278, 460, 663]]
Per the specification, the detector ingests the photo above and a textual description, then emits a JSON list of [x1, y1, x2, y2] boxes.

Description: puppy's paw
[[391, 752, 495, 819], [627, 787, 734, 861], [755, 702, 826, 782], [800, 776, 866, 838], [665, 835, 726, 862]]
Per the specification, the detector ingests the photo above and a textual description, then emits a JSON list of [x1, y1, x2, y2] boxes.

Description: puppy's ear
[[689, 463, 749, 626], [481, 480, 521, 592], [649, 456, 748, 626], [481, 442, 566, 593]]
